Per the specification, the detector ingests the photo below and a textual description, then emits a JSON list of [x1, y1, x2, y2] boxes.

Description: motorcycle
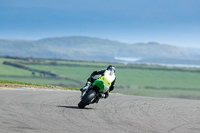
[[78, 77, 109, 108]]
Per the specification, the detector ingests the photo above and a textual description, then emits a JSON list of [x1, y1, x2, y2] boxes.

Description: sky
[[0, 0, 200, 48]]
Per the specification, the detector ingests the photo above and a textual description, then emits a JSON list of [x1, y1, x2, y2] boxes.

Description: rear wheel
[[78, 90, 96, 108]]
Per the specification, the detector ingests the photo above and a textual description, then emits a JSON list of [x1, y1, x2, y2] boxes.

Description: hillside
[[0, 36, 200, 65]]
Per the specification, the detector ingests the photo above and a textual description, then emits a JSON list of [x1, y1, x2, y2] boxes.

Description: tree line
[[3, 61, 60, 78]]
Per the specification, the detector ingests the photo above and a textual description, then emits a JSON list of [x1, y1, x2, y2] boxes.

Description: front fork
[[81, 85, 92, 97], [81, 90, 87, 97]]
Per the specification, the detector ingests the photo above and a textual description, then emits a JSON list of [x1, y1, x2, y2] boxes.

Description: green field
[[1, 56, 200, 100]]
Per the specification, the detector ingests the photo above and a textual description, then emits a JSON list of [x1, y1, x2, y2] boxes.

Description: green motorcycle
[[78, 77, 109, 108]]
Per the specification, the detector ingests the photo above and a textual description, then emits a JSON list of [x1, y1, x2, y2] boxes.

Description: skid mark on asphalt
[[1, 89, 200, 133]]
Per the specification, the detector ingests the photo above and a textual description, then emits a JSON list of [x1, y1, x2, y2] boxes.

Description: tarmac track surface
[[0, 88, 200, 133]]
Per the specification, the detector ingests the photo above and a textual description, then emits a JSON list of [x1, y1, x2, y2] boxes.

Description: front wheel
[[78, 90, 96, 108]]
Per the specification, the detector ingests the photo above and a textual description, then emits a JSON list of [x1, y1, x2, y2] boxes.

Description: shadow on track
[[57, 106, 93, 109]]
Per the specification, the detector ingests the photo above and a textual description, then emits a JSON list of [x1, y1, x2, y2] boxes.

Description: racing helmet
[[107, 65, 115, 72]]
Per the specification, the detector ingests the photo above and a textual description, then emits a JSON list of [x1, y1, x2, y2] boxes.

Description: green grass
[[113, 88, 200, 100], [1, 56, 200, 100], [116, 68, 200, 89], [26, 65, 103, 81], [27, 64, 200, 90], [0, 79, 55, 87], [0, 63, 31, 76], [0, 79, 79, 91]]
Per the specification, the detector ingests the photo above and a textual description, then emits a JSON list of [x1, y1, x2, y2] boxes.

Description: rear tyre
[[78, 90, 96, 108]]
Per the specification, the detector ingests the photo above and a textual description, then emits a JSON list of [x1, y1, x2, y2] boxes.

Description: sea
[[114, 57, 200, 68]]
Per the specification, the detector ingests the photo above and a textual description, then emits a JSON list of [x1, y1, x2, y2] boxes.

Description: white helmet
[[107, 65, 115, 72]]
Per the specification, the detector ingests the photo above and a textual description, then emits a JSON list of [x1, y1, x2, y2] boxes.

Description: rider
[[80, 65, 116, 99]]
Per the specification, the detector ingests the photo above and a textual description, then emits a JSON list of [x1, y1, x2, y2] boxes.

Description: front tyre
[[78, 90, 96, 108]]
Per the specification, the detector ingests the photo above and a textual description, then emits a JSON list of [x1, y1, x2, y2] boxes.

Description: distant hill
[[1, 36, 200, 65]]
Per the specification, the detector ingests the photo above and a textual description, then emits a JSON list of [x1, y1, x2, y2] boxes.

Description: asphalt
[[0, 87, 200, 133]]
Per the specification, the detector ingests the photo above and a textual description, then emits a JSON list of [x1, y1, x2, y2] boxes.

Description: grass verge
[[0, 80, 79, 91]]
